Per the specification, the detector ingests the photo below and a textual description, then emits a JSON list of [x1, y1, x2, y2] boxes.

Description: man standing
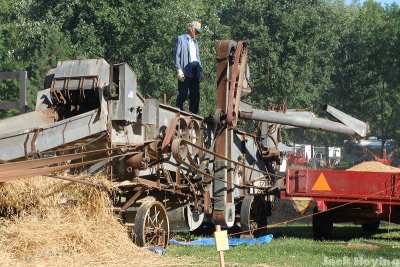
[[174, 21, 203, 114]]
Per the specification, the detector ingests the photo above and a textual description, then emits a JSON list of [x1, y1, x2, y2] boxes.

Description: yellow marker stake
[[214, 225, 229, 267]]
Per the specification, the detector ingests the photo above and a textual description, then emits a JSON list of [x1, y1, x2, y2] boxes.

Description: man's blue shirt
[[174, 33, 203, 79]]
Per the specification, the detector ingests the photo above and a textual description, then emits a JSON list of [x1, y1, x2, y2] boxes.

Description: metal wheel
[[240, 195, 268, 237], [134, 201, 169, 247], [174, 118, 188, 140], [186, 119, 202, 156], [171, 138, 188, 161]]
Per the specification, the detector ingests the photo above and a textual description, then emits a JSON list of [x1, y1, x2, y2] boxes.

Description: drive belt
[[170, 138, 272, 190], [182, 139, 284, 179]]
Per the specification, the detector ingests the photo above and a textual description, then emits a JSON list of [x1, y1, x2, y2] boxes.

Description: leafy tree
[[332, 1, 400, 147], [1, 0, 400, 149]]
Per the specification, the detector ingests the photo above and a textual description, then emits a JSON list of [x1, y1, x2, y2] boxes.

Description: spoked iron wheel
[[240, 195, 268, 237], [174, 118, 188, 140], [186, 119, 202, 157], [134, 201, 170, 247]]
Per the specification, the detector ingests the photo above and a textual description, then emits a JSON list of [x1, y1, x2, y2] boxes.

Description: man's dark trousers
[[176, 75, 200, 114]]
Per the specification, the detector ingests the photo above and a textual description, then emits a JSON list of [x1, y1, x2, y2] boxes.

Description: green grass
[[167, 224, 400, 267]]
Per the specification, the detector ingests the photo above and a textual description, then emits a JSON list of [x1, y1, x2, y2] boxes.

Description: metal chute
[[239, 106, 369, 138]]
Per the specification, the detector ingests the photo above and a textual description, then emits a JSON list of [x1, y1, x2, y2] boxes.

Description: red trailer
[[282, 168, 400, 239]]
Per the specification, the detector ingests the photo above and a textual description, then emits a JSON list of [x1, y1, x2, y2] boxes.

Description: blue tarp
[[169, 234, 273, 246], [145, 247, 167, 255]]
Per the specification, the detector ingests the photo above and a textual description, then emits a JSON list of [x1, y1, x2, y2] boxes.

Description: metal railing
[[0, 71, 27, 113]]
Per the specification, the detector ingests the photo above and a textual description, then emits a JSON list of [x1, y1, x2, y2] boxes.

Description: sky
[[345, 0, 400, 5]]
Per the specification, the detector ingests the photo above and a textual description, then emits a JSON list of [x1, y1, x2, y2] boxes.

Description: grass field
[[168, 223, 400, 267]]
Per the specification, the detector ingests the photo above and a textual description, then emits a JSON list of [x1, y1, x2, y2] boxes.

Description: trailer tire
[[361, 220, 380, 232], [313, 208, 333, 240], [134, 200, 169, 247]]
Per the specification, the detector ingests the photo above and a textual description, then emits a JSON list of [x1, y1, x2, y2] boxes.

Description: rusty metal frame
[[121, 187, 144, 211], [0, 147, 139, 182], [213, 40, 250, 226], [227, 42, 248, 127]]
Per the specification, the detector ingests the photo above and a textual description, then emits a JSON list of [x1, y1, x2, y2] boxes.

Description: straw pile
[[0, 175, 184, 266], [346, 161, 400, 172]]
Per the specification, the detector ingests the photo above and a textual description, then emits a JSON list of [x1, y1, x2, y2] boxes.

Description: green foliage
[[221, 1, 341, 109], [0, 0, 399, 145], [331, 1, 400, 144]]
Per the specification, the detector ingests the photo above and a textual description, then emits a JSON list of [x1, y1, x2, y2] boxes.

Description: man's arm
[[174, 36, 182, 69], [174, 36, 185, 82]]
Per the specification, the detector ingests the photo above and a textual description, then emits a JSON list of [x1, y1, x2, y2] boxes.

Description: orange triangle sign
[[311, 172, 331, 191]]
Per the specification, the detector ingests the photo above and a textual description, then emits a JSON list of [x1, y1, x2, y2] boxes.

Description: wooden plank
[[0, 102, 19, 109]]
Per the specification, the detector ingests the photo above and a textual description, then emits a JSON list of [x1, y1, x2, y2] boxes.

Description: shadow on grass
[[267, 223, 400, 242], [182, 223, 400, 241], [172, 221, 400, 245]]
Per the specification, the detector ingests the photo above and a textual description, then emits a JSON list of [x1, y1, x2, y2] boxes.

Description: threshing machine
[[0, 40, 368, 247]]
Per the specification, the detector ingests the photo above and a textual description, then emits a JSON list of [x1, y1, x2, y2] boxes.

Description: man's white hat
[[189, 21, 203, 33]]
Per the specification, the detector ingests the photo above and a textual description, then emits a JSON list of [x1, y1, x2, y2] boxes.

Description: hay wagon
[[283, 164, 400, 239]]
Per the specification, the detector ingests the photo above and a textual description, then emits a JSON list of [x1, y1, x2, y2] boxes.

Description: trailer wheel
[[240, 195, 268, 237], [312, 208, 333, 240], [361, 220, 380, 232], [134, 201, 169, 247]]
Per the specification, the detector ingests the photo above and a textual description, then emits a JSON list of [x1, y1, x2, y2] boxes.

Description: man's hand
[[176, 69, 185, 82]]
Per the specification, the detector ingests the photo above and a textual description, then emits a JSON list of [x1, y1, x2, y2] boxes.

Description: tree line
[[0, 0, 399, 146]]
